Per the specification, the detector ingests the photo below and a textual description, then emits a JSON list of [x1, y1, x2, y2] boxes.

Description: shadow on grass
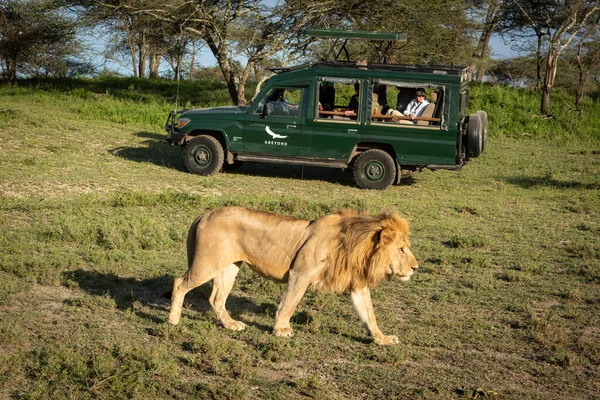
[[110, 131, 186, 171], [113, 131, 417, 188], [63, 269, 269, 330], [503, 176, 600, 190]]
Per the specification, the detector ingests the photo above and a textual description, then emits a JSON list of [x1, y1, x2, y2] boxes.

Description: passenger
[[372, 92, 382, 119], [387, 88, 430, 124]]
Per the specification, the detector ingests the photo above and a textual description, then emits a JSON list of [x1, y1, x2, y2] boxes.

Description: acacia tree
[[0, 0, 79, 83], [468, 0, 508, 81], [506, 0, 599, 114], [574, 22, 600, 108]]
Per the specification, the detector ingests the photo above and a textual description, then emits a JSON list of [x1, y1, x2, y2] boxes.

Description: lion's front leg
[[350, 287, 399, 345], [273, 272, 312, 338]]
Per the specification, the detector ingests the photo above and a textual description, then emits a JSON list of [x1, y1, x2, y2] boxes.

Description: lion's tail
[[186, 215, 204, 268]]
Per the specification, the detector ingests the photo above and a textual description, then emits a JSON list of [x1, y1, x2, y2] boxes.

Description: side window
[[316, 79, 361, 122], [253, 88, 303, 117], [370, 82, 444, 128]]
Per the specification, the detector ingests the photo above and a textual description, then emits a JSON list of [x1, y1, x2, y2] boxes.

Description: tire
[[476, 110, 488, 152], [466, 113, 483, 158], [353, 149, 396, 190], [183, 135, 224, 176]]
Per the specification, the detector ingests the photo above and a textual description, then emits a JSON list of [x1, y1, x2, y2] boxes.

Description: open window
[[253, 87, 303, 117], [315, 77, 361, 122], [369, 80, 447, 129]]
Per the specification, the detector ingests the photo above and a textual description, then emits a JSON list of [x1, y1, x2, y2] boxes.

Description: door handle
[[348, 129, 358, 134], [287, 125, 297, 129]]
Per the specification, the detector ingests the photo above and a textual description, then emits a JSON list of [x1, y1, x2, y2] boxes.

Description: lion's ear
[[378, 227, 396, 245]]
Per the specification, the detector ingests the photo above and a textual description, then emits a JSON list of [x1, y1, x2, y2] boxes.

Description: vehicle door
[[242, 87, 305, 156], [309, 78, 363, 160]]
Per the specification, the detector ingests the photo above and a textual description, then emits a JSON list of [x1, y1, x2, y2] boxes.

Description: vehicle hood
[[182, 106, 248, 118]]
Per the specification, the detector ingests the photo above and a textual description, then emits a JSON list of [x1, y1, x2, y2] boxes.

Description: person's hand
[[409, 113, 416, 120], [344, 110, 355, 116]]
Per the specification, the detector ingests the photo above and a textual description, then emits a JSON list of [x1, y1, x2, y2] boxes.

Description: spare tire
[[477, 110, 488, 152], [466, 113, 483, 158]]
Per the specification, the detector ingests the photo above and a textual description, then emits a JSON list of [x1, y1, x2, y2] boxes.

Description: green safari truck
[[165, 33, 487, 190]]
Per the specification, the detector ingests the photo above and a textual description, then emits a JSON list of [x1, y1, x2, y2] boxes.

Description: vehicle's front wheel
[[353, 149, 397, 190], [184, 135, 224, 176]]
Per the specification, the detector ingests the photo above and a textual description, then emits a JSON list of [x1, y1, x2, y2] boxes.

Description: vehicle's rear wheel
[[476, 110, 488, 152], [353, 149, 396, 190], [466, 113, 483, 158], [184, 135, 224, 176]]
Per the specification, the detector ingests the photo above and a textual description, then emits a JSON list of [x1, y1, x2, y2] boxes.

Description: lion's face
[[381, 233, 418, 282]]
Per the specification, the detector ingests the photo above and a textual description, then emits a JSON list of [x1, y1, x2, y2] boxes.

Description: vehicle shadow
[[62, 269, 267, 328], [110, 131, 186, 172], [503, 176, 600, 190], [113, 131, 417, 187]]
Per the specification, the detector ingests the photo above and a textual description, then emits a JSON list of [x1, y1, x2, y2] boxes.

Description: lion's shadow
[[63, 270, 270, 330]]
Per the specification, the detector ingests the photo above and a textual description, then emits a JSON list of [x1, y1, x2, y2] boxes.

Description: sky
[[87, 32, 524, 77]]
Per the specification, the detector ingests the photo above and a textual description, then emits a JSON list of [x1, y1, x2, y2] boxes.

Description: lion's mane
[[314, 210, 410, 293]]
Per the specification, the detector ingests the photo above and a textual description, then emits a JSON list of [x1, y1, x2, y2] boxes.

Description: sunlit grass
[[0, 79, 599, 399]]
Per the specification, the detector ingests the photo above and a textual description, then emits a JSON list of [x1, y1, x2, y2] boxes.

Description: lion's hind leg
[[209, 263, 246, 331], [168, 261, 220, 325]]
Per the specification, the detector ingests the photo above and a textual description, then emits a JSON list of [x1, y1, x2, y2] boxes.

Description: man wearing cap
[[386, 88, 430, 124]]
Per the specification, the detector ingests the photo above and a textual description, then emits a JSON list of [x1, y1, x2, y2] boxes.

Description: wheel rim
[[192, 145, 212, 167], [364, 160, 385, 182]]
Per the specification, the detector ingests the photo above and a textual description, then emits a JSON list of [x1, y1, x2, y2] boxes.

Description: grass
[[0, 79, 599, 399]]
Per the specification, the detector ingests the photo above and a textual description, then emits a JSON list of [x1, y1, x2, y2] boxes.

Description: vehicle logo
[[265, 125, 288, 139]]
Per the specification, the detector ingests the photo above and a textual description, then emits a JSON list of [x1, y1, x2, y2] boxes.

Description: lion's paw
[[224, 320, 247, 331], [374, 334, 399, 345], [273, 327, 294, 338]]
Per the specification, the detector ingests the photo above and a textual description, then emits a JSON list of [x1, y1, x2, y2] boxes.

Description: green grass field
[[1, 79, 599, 399]]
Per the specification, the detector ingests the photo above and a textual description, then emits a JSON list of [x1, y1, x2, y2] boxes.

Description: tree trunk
[[469, 0, 501, 82], [206, 36, 239, 104], [236, 61, 255, 106], [149, 54, 160, 79], [6, 58, 17, 85], [535, 33, 544, 91], [541, 47, 559, 114], [189, 41, 197, 80]]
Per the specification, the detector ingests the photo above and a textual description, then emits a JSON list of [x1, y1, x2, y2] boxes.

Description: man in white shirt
[[387, 89, 430, 124]]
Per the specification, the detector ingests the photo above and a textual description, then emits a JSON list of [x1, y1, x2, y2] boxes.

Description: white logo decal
[[265, 125, 288, 139]]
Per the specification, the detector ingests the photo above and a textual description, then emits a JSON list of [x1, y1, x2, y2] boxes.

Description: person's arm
[[403, 100, 416, 116]]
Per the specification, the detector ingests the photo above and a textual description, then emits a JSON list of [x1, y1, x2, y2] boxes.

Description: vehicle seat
[[431, 90, 443, 125], [416, 102, 435, 125], [396, 89, 415, 113]]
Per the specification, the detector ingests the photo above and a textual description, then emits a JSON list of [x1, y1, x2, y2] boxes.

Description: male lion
[[168, 206, 418, 345]]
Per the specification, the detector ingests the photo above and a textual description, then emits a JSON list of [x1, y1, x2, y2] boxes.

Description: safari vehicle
[[165, 30, 487, 190]]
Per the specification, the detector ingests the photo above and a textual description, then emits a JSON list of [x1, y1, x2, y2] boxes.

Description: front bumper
[[165, 110, 187, 145]]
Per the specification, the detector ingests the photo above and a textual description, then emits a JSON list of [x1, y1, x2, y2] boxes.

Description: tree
[[507, 0, 599, 114], [0, 0, 79, 83], [132, 0, 319, 105], [468, 0, 508, 81], [68, 0, 175, 78], [574, 19, 600, 108]]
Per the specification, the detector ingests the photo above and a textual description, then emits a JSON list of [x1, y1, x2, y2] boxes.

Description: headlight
[[177, 118, 191, 129]]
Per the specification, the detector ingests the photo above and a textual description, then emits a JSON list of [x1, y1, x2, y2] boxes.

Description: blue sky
[[88, 32, 523, 76]]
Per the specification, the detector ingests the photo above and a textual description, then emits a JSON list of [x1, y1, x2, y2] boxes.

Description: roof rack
[[304, 29, 407, 64], [309, 61, 466, 76]]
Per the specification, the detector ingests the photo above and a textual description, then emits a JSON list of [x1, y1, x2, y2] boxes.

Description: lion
[[168, 206, 418, 345]]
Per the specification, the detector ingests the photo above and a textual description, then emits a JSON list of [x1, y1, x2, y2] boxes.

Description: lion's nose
[[411, 264, 419, 271]]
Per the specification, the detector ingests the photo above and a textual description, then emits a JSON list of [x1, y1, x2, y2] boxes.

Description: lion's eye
[[399, 248, 406, 254]]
